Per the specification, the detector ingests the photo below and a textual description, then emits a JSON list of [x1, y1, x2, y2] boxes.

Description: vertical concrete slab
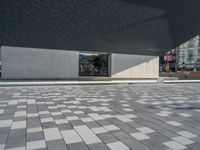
[[1, 46, 79, 79], [111, 53, 159, 78]]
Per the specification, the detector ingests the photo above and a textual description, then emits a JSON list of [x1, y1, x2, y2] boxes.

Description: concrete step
[[0, 80, 158, 86]]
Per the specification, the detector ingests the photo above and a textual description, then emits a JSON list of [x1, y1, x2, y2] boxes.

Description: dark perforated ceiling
[[1, 0, 200, 55]]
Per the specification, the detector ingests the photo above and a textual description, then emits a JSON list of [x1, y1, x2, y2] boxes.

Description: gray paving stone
[[147, 132, 171, 143], [142, 139, 168, 150], [27, 131, 45, 142], [46, 139, 68, 150], [9, 129, 26, 138], [69, 120, 85, 126], [112, 130, 151, 150], [1, 84, 200, 150], [98, 133, 118, 143], [0, 127, 10, 135], [188, 142, 200, 150], [68, 142, 89, 150], [5, 135, 26, 149], [0, 134, 8, 145], [42, 122, 57, 129], [88, 143, 110, 150]]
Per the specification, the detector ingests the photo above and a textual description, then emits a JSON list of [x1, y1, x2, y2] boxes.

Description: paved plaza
[[0, 83, 200, 150]]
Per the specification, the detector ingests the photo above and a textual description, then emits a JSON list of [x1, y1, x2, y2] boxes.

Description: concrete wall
[[1, 46, 79, 79], [1, 46, 159, 79], [111, 54, 159, 78]]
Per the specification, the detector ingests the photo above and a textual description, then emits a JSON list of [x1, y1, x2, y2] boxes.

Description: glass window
[[79, 52, 109, 76]]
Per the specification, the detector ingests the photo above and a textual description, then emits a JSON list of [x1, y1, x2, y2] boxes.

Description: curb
[[0, 80, 158, 86]]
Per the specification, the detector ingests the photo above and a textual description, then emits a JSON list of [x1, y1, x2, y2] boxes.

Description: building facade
[[177, 35, 200, 71], [0, 46, 159, 79], [160, 35, 200, 72]]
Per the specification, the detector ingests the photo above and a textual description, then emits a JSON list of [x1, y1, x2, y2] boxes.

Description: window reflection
[[79, 53, 109, 76]]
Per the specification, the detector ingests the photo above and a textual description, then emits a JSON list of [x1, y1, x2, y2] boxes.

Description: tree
[[93, 55, 107, 68]]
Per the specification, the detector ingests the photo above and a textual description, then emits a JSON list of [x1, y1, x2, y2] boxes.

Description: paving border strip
[[1, 79, 200, 86], [0, 80, 158, 86]]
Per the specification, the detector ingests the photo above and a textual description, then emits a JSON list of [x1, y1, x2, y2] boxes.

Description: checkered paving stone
[[0, 83, 200, 150]]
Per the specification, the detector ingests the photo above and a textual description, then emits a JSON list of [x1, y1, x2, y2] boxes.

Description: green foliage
[[92, 54, 108, 67]]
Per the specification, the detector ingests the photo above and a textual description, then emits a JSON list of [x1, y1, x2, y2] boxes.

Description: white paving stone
[[11, 121, 26, 129], [89, 107, 101, 112], [101, 107, 112, 112], [172, 136, 194, 145], [81, 117, 94, 123], [178, 113, 192, 117], [48, 106, 58, 109], [0, 120, 12, 128], [114, 115, 132, 122], [122, 104, 130, 107], [17, 105, 26, 108], [66, 116, 79, 121], [43, 128, 62, 141], [91, 127, 108, 134], [14, 111, 26, 117], [166, 121, 182, 126], [0, 109, 4, 114], [39, 111, 49, 115], [137, 127, 155, 134], [73, 111, 84, 114], [88, 113, 104, 121], [61, 109, 72, 113], [68, 105, 77, 108], [0, 144, 5, 150], [107, 141, 129, 150], [130, 132, 150, 140], [124, 114, 138, 119], [78, 106, 87, 109], [123, 108, 133, 112], [156, 111, 171, 117], [57, 104, 65, 108], [27, 140, 46, 150], [41, 117, 53, 123], [103, 125, 120, 131], [61, 129, 82, 144], [55, 119, 68, 124], [27, 113, 39, 118], [178, 131, 198, 139], [8, 100, 18, 105], [163, 141, 187, 150], [2, 83, 200, 150], [51, 112, 62, 116], [27, 127, 42, 133], [74, 125, 102, 144], [101, 103, 109, 106], [101, 114, 114, 119]]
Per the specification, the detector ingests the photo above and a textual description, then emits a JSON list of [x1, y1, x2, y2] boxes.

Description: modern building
[[177, 35, 200, 71], [160, 35, 200, 72], [160, 49, 177, 72], [0, 46, 159, 79], [1, 1, 200, 56], [1, 1, 200, 80]]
